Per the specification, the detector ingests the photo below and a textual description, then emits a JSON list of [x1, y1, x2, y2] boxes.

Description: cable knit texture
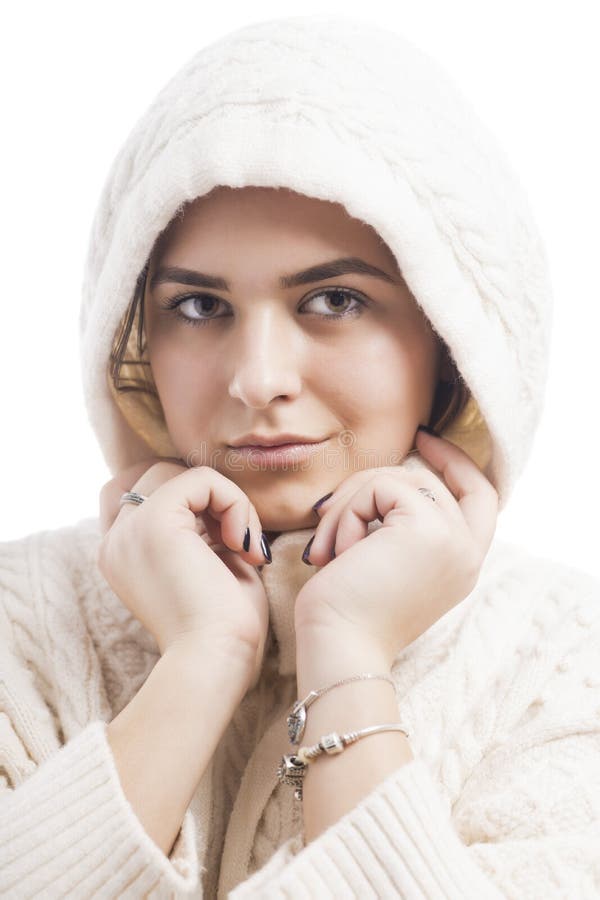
[[2, 11, 598, 900], [1, 516, 600, 897]]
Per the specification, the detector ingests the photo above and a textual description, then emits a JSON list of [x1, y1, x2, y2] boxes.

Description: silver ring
[[119, 491, 148, 507], [417, 487, 437, 502]]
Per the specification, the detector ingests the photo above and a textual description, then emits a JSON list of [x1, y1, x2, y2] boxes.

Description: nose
[[227, 307, 303, 408]]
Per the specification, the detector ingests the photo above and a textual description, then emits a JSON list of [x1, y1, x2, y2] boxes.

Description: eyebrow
[[148, 256, 401, 291]]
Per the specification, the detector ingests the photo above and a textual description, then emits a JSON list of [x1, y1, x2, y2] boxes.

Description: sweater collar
[[258, 518, 392, 678], [258, 527, 317, 677]]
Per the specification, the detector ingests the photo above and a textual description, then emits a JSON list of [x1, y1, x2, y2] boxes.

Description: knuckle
[[186, 463, 219, 483], [342, 468, 376, 489], [147, 459, 183, 477], [131, 460, 189, 495]]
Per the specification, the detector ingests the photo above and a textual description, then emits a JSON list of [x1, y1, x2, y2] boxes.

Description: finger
[[134, 465, 267, 566], [313, 463, 457, 528], [115, 460, 188, 523], [241, 500, 269, 561], [196, 512, 219, 543], [311, 459, 449, 518], [415, 430, 498, 552], [201, 507, 268, 566], [115, 457, 175, 497], [308, 475, 432, 566], [312, 469, 380, 517], [99, 479, 126, 536], [99, 457, 167, 535], [402, 469, 465, 526]]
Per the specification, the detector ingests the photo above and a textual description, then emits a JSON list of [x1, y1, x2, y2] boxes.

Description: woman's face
[[144, 186, 445, 538]]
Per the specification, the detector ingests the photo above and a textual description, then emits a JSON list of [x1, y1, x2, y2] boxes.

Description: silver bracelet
[[277, 723, 410, 801], [287, 673, 397, 745]]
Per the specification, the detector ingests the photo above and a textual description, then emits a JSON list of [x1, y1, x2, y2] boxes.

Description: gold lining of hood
[[443, 392, 493, 476], [107, 339, 178, 460]]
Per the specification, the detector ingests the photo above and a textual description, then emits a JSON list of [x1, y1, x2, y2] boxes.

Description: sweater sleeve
[[0, 718, 200, 898], [0, 541, 202, 899], [230, 757, 507, 899], [230, 599, 600, 899]]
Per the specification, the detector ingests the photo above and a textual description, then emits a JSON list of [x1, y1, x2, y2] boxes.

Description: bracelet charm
[[276, 753, 307, 800], [320, 732, 344, 754], [286, 674, 396, 745], [276, 723, 410, 801]]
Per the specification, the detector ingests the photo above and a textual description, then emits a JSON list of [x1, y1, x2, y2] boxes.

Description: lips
[[226, 440, 328, 468], [228, 433, 326, 448]]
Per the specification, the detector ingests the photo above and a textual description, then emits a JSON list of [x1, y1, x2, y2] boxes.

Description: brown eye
[[301, 288, 366, 320], [160, 286, 367, 328], [160, 293, 229, 327], [179, 295, 223, 318]]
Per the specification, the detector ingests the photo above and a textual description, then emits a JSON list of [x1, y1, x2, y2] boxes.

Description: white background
[[1, 1, 598, 578]]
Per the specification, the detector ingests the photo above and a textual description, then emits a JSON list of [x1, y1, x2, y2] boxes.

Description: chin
[[259, 512, 316, 533], [220, 474, 324, 532], [249, 495, 317, 532]]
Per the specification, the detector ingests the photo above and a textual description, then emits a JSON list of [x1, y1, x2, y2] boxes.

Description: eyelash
[[158, 287, 367, 328]]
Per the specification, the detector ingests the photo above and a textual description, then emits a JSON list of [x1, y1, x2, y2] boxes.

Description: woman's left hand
[[294, 428, 499, 665]]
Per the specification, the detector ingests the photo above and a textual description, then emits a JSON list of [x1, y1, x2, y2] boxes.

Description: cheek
[[304, 326, 437, 421], [354, 331, 436, 402], [339, 331, 439, 455], [149, 342, 217, 430]]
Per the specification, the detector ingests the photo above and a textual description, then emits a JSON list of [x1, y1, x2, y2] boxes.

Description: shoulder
[[397, 536, 600, 722], [395, 537, 600, 786], [401, 535, 600, 672], [0, 518, 105, 751], [464, 537, 600, 739], [477, 535, 600, 634], [0, 516, 103, 614], [0, 517, 105, 671], [0, 515, 103, 575]]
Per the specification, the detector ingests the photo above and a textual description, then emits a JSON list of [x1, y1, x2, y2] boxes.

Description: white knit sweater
[[3, 15, 597, 897], [1, 514, 599, 898]]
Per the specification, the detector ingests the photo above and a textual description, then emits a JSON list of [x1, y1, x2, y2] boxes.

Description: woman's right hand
[[97, 461, 271, 686]]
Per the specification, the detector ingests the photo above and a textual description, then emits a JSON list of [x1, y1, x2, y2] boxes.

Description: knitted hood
[[79, 13, 553, 513]]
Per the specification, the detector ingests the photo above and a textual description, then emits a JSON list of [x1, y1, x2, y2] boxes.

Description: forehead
[[150, 186, 397, 270]]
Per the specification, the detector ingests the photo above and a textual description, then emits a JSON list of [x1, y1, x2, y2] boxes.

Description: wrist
[[295, 625, 393, 697], [162, 630, 257, 691]]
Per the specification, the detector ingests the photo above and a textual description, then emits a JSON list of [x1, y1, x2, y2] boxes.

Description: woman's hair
[[109, 258, 471, 438], [108, 262, 152, 396]]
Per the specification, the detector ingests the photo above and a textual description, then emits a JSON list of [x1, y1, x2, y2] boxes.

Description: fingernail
[[302, 535, 315, 565], [243, 526, 251, 552], [312, 491, 333, 512], [260, 532, 272, 563], [417, 424, 437, 436]]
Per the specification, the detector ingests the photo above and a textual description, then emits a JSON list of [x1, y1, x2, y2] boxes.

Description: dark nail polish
[[312, 491, 333, 512], [302, 535, 315, 565], [243, 526, 251, 552], [260, 532, 272, 563], [417, 424, 437, 436]]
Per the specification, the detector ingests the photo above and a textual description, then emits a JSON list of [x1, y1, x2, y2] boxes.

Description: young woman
[[2, 14, 599, 899]]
